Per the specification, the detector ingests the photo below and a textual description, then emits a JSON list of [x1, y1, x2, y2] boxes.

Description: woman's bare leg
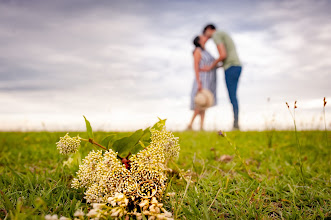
[[200, 110, 205, 130], [188, 109, 200, 130]]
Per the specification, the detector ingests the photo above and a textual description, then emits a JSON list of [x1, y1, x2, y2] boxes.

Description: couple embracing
[[188, 24, 242, 131]]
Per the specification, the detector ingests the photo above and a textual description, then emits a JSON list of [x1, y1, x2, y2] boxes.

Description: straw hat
[[194, 89, 214, 110]]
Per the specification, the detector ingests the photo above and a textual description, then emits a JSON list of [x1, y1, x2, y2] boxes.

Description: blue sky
[[0, 0, 330, 131]]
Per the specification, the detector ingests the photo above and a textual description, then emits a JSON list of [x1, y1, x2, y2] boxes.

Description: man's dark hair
[[203, 24, 216, 34]]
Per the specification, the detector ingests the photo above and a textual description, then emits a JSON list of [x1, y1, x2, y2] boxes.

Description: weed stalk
[[323, 97, 329, 147], [286, 101, 305, 183], [218, 131, 253, 178]]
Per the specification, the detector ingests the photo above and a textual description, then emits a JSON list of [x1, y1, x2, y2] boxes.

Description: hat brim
[[194, 89, 214, 110]]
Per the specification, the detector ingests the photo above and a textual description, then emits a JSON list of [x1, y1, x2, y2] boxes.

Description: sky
[[0, 0, 330, 131]]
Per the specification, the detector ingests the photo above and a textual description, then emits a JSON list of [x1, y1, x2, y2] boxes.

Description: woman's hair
[[193, 36, 203, 53]]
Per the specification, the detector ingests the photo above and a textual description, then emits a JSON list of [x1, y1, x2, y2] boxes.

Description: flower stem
[[323, 106, 329, 148], [293, 113, 305, 183], [221, 132, 253, 179], [286, 103, 305, 183], [323, 102, 330, 169], [80, 138, 126, 162], [80, 138, 107, 150]]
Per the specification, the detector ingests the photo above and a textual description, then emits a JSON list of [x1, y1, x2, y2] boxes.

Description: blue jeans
[[225, 66, 242, 127]]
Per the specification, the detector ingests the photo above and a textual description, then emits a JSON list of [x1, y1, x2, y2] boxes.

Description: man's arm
[[210, 43, 227, 69], [200, 43, 227, 71]]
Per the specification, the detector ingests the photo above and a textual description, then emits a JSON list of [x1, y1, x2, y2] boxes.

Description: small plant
[[265, 97, 276, 148], [285, 101, 305, 183], [322, 97, 330, 171], [217, 130, 253, 179], [53, 116, 179, 220], [323, 97, 329, 147]]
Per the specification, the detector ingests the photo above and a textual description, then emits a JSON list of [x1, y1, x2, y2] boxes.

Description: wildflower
[[138, 197, 173, 220], [218, 130, 225, 137], [139, 199, 149, 208], [92, 203, 106, 209], [285, 102, 289, 109], [108, 193, 129, 207], [86, 208, 98, 217], [45, 214, 58, 220], [150, 127, 180, 162], [63, 121, 179, 218], [110, 207, 121, 217], [166, 192, 175, 197], [157, 213, 174, 220], [324, 97, 327, 107], [158, 210, 174, 219], [56, 133, 80, 155], [73, 209, 84, 217], [71, 150, 104, 189], [294, 101, 297, 109], [59, 217, 70, 220]]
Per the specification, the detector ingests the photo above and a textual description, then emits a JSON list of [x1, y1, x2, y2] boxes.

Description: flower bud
[[56, 133, 80, 155]]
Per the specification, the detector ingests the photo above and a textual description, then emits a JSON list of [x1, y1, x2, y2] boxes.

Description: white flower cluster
[[84, 194, 129, 219], [56, 133, 81, 155], [71, 150, 104, 190], [84, 194, 173, 220], [73, 209, 85, 219], [45, 210, 85, 220], [71, 125, 180, 204], [150, 128, 180, 162], [54, 123, 179, 219], [136, 196, 173, 220], [108, 192, 129, 207], [85, 203, 107, 219], [44, 214, 70, 220], [108, 193, 129, 217]]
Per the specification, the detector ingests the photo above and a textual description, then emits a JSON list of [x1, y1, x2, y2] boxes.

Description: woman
[[187, 35, 218, 131]]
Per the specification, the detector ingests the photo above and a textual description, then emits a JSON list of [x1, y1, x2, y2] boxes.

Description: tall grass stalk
[[174, 175, 191, 218], [218, 131, 253, 179], [286, 101, 305, 183], [323, 97, 329, 147], [323, 97, 330, 170], [265, 97, 275, 148]]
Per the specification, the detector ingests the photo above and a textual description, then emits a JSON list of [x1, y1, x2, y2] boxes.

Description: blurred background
[[0, 0, 330, 131]]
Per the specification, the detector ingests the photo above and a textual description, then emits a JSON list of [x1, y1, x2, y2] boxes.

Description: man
[[202, 24, 242, 130]]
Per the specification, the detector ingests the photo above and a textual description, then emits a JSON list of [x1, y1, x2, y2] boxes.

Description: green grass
[[0, 131, 330, 219]]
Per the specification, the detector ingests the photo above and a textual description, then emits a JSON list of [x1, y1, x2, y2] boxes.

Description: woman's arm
[[193, 49, 202, 91]]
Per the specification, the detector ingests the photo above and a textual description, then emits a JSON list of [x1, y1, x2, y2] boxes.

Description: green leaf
[[101, 134, 118, 150], [83, 115, 93, 139], [111, 129, 144, 158], [130, 143, 144, 155], [151, 118, 167, 131], [129, 127, 152, 154], [139, 127, 151, 147]]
